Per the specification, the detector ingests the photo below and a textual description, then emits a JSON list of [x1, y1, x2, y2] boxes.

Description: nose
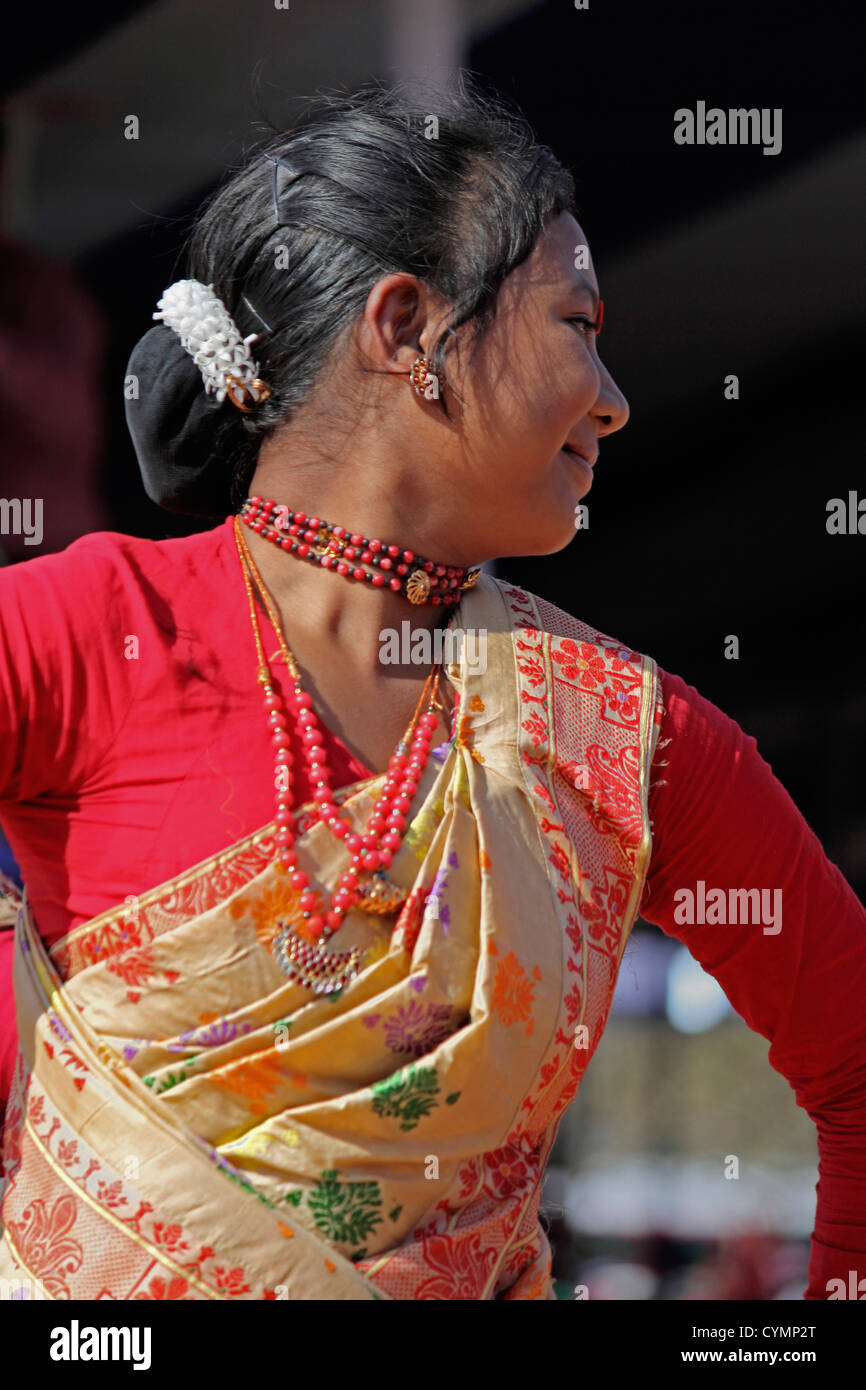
[[591, 358, 630, 437]]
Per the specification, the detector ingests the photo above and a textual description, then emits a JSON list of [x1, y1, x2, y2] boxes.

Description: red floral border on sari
[[501, 584, 661, 1148], [1, 1061, 262, 1300]]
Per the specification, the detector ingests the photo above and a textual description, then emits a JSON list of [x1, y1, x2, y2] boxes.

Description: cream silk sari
[[0, 575, 662, 1300]]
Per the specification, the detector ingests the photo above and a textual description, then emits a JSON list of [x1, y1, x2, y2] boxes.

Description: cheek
[[498, 360, 575, 438], [530, 331, 599, 401], [461, 324, 597, 457]]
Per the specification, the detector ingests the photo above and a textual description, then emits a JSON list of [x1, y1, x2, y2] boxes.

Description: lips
[[562, 442, 598, 468]]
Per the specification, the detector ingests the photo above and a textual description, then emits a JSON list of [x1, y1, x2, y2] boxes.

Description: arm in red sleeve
[[641, 667, 866, 1301], [0, 540, 136, 1108], [0, 541, 133, 803]]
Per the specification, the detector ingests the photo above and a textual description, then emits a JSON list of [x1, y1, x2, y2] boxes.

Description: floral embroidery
[[481, 1138, 539, 1200], [179, 1018, 250, 1048], [213, 1265, 252, 1295], [578, 866, 632, 952], [415, 1231, 499, 1300], [549, 631, 644, 729], [502, 1251, 552, 1300], [95, 1179, 126, 1209], [209, 1052, 285, 1115], [551, 639, 606, 689], [57, 1138, 79, 1168], [268, 1118, 300, 1148], [54, 831, 278, 980], [425, 863, 453, 935], [429, 865, 449, 901], [79, 914, 145, 967], [4, 1087, 271, 1298], [47, 1012, 73, 1045], [516, 652, 545, 688], [403, 797, 445, 861], [307, 1169, 383, 1246], [520, 709, 546, 748], [370, 1063, 440, 1130], [392, 886, 429, 954], [383, 1001, 454, 1058], [580, 744, 645, 849], [603, 677, 639, 722], [4, 1194, 84, 1298], [152, 1223, 189, 1255], [559, 760, 593, 791], [142, 1058, 199, 1095], [548, 843, 572, 883], [455, 715, 485, 763], [240, 879, 308, 950], [133, 1274, 193, 1300], [491, 951, 538, 1034], [105, 948, 180, 1005]]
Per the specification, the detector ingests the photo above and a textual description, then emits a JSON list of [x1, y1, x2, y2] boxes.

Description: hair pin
[[265, 153, 303, 225]]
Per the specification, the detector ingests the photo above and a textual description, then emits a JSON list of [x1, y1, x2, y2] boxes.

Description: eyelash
[[566, 315, 601, 337]]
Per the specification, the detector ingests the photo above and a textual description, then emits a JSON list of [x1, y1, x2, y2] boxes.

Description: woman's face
[[442, 210, 629, 558]]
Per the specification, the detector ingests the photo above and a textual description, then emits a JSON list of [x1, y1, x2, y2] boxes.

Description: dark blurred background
[[1, 0, 863, 1299]]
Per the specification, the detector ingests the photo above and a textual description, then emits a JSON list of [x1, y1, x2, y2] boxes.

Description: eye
[[566, 314, 601, 337]]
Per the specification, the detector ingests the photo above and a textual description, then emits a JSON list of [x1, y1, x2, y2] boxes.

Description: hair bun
[[124, 325, 235, 517]]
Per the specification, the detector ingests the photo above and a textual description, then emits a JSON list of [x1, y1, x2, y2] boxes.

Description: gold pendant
[[406, 569, 431, 604], [459, 567, 481, 590], [273, 923, 364, 995], [271, 872, 405, 993], [311, 527, 343, 559]]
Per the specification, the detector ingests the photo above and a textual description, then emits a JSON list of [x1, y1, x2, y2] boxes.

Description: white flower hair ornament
[[152, 279, 272, 413]]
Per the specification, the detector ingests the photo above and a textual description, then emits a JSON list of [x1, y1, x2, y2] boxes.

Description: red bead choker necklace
[[239, 496, 481, 606]]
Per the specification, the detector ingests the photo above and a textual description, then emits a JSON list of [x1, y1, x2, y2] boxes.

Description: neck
[[237, 523, 469, 685], [242, 433, 482, 673]]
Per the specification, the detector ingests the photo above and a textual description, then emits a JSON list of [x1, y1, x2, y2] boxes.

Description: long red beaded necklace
[[234, 518, 449, 995], [239, 495, 481, 606]]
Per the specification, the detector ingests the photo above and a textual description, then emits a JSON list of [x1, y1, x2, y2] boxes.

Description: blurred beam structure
[[385, 0, 464, 83], [0, 0, 529, 257]]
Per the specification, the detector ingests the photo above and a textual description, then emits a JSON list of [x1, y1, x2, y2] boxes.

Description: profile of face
[[293, 208, 629, 569], [430, 210, 630, 560]]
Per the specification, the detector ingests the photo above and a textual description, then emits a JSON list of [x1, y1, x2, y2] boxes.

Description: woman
[[0, 74, 864, 1302]]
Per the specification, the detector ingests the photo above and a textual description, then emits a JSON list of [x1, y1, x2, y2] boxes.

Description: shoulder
[[485, 580, 761, 782], [484, 576, 664, 764], [489, 574, 655, 671], [0, 519, 233, 625], [0, 520, 236, 704]]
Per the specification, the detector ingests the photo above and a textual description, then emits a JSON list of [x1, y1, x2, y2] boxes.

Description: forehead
[[519, 211, 598, 299]]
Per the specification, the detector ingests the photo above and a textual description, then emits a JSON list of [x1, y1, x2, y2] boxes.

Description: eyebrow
[[564, 274, 601, 318]]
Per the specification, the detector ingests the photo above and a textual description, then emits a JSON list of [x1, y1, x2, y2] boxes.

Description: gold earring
[[409, 355, 442, 402]]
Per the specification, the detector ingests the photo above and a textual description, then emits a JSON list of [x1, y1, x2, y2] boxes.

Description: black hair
[[152, 71, 576, 512]]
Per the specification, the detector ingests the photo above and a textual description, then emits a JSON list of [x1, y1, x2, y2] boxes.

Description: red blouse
[[1, 517, 864, 1300]]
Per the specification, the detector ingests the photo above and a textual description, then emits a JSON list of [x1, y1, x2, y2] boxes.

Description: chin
[[497, 514, 581, 559], [538, 525, 582, 557]]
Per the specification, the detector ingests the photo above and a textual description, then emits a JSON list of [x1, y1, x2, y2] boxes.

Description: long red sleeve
[[642, 668, 866, 1300]]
